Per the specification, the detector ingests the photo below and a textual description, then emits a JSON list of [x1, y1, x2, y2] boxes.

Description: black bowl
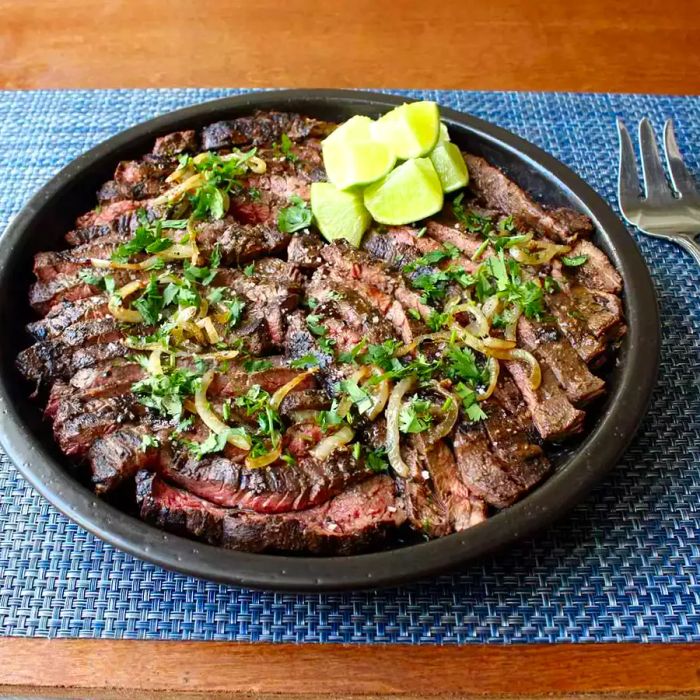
[[0, 90, 659, 591]]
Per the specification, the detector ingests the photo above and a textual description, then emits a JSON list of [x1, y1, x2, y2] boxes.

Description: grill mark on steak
[[194, 218, 291, 264], [422, 438, 488, 531], [89, 426, 161, 494], [159, 443, 373, 513], [504, 359, 585, 441], [516, 317, 605, 406], [464, 154, 593, 243], [452, 423, 525, 508], [564, 240, 623, 294], [152, 130, 198, 157], [201, 111, 333, 151], [52, 392, 146, 456], [137, 471, 404, 555], [320, 242, 431, 338], [17, 335, 130, 384], [287, 231, 324, 270], [26, 296, 109, 341]]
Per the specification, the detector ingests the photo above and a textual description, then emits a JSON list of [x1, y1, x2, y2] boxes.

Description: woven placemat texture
[[0, 89, 698, 643]]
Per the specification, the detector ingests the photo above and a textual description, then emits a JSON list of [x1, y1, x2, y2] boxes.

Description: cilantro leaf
[[290, 354, 320, 369], [399, 398, 434, 434], [561, 254, 589, 267], [277, 195, 312, 233]]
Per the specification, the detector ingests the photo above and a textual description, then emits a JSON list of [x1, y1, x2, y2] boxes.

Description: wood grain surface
[[1, 0, 699, 93], [0, 640, 699, 698]]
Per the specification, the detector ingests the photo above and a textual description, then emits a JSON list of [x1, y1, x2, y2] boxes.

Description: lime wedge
[[324, 115, 374, 146], [372, 101, 440, 159], [363, 158, 443, 225], [437, 122, 451, 144], [311, 182, 372, 247], [322, 138, 396, 191], [429, 142, 469, 193]]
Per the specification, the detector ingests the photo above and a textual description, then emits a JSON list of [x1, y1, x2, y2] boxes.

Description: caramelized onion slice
[[477, 357, 500, 401], [310, 425, 355, 461], [508, 348, 542, 390], [195, 370, 251, 451], [245, 442, 282, 469], [107, 280, 144, 323], [385, 376, 417, 478], [423, 384, 458, 444], [270, 368, 318, 411]]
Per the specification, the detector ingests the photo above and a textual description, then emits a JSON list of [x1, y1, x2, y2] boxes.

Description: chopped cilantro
[[290, 354, 321, 369], [132, 367, 202, 420], [399, 398, 434, 434], [139, 434, 160, 452], [366, 447, 389, 473], [133, 274, 164, 325], [452, 193, 494, 235], [226, 297, 246, 328], [243, 262, 255, 276], [276, 133, 298, 162], [243, 359, 274, 373], [561, 254, 589, 267], [277, 195, 312, 233], [339, 376, 374, 415]]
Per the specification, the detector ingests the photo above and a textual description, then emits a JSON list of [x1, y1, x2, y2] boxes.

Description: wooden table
[[1, 0, 700, 697], [0, 0, 698, 93]]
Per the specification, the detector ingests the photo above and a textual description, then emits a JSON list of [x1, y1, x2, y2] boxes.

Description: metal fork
[[617, 118, 700, 266]]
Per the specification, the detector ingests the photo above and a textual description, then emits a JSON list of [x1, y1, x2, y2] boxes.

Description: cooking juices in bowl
[[15, 104, 627, 557]]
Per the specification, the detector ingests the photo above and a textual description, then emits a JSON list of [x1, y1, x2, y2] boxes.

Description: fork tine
[[639, 118, 671, 202], [617, 118, 640, 211], [663, 119, 700, 199]]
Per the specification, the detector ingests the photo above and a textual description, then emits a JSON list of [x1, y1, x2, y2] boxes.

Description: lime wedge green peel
[[429, 142, 469, 193], [311, 182, 371, 247], [364, 158, 444, 226], [372, 101, 440, 160], [323, 115, 374, 145]]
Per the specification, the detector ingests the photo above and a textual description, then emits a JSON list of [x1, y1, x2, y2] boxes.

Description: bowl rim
[[0, 89, 660, 591]]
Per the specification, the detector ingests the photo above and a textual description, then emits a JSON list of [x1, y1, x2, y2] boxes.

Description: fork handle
[[675, 235, 700, 267]]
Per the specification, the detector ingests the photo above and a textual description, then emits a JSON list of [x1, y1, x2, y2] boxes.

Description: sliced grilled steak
[[287, 230, 324, 269], [398, 436, 451, 538], [152, 130, 198, 157], [159, 442, 372, 513], [563, 240, 623, 294], [52, 392, 145, 456], [424, 220, 482, 261], [320, 242, 431, 337], [201, 111, 333, 151], [504, 360, 585, 441], [307, 270, 400, 350], [453, 423, 526, 508], [321, 263, 418, 343], [423, 439, 488, 531], [33, 233, 129, 282], [483, 382, 551, 491], [26, 295, 108, 341], [516, 317, 605, 406], [113, 158, 174, 200], [17, 336, 129, 385], [464, 154, 593, 243], [137, 471, 404, 555], [194, 218, 291, 264], [89, 425, 160, 494]]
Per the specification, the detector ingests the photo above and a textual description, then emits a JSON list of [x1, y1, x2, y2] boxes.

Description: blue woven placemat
[[0, 88, 698, 643]]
